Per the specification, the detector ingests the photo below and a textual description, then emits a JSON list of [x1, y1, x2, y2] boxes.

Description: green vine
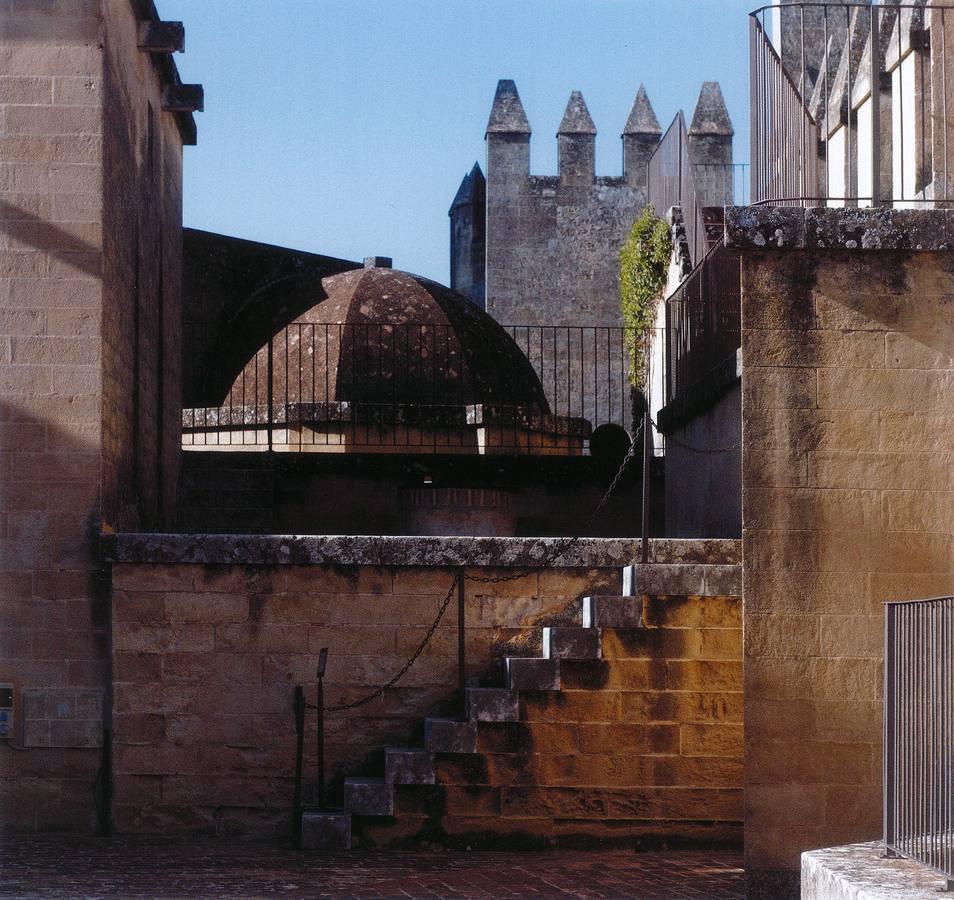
[[619, 204, 671, 389]]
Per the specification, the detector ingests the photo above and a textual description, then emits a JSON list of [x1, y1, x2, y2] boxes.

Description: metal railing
[[182, 322, 636, 453], [750, 2, 953, 207], [664, 241, 741, 406], [884, 596, 954, 890], [648, 113, 709, 266]]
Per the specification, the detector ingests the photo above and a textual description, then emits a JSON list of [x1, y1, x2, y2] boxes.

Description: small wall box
[[0, 684, 12, 739]]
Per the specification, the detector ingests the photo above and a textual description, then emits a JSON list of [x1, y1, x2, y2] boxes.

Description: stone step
[[384, 748, 435, 785], [581, 595, 644, 629], [542, 626, 600, 660], [466, 687, 519, 722], [301, 811, 351, 850], [505, 656, 560, 691], [424, 717, 477, 754], [343, 777, 393, 816], [622, 563, 742, 598]]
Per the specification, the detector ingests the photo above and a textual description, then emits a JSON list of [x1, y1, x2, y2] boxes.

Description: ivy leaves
[[619, 204, 671, 390]]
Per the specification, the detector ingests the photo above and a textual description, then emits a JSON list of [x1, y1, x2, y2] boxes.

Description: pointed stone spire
[[557, 90, 596, 135], [688, 81, 734, 137], [622, 85, 661, 190], [557, 90, 596, 186], [485, 79, 531, 136], [485, 80, 530, 184], [688, 82, 734, 202], [622, 84, 661, 137], [450, 162, 484, 211]]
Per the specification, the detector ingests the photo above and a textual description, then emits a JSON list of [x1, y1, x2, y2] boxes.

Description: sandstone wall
[[0, 0, 186, 831], [107, 536, 743, 845], [732, 207, 954, 894]]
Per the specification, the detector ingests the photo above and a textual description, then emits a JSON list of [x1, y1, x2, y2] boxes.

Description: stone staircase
[[300, 561, 740, 850]]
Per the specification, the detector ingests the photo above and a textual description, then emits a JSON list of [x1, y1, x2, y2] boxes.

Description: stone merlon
[[486, 79, 531, 136], [622, 84, 661, 136], [557, 91, 596, 135], [688, 81, 733, 136]]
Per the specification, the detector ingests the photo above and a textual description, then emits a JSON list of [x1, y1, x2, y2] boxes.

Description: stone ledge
[[101, 533, 740, 568], [725, 206, 954, 252], [802, 841, 951, 899]]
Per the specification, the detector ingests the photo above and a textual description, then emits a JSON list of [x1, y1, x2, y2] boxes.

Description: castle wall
[[485, 174, 644, 329], [0, 0, 186, 831], [731, 207, 954, 895], [107, 535, 742, 845]]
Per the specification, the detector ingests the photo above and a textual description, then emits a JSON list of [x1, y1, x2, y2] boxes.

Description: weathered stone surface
[[726, 206, 954, 251], [344, 778, 393, 817], [581, 595, 643, 628], [104, 533, 740, 568], [300, 812, 351, 850], [542, 627, 600, 660], [384, 749, 435, 786], [424, 718, 477, 754], [505, 657, 560, 691], [467, 688, 519, 722], [624, 564, 742, 598], [801, 841, 949, 899]]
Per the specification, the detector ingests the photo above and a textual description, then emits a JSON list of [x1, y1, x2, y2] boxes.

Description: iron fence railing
[[884, 596, 954, 890], [182, 322, 636, 453], [664, 241, 741, 406], [648, 113, 709, 267], [750, 2, 953, 207]]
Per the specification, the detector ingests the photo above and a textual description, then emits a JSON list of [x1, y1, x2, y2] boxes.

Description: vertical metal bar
[[640, 403, 651, 565], [885, 603, 897, 850], [871, 4, 882, 206], [293, 685, 304, 846], [316, 667, 326, 810], [458, 571, 467, 721], [266, 334, 274, 452]]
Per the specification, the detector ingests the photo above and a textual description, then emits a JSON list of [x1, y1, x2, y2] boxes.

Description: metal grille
[[884, 596, 954, 888], [750, 2, 953, 207], [664, 241, 741, 406], [182, 322, 635, 452]]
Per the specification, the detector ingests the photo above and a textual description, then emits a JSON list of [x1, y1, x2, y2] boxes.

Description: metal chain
[[649, 414, 740, 455], [314, 421, 645, 712]]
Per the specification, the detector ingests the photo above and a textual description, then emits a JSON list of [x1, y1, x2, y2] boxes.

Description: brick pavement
[[0, 835, 743, 898]]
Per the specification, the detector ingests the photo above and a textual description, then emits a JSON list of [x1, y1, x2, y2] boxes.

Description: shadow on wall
[[0, 396, 110, 833], [0, 201, 101, 277]]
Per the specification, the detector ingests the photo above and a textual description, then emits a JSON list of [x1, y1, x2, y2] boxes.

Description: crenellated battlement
[[450, 78, 734, 324]]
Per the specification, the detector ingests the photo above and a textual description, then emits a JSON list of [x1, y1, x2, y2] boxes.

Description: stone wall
[[730, 206, 954, 895], [0, 0, 188, 831], [106, 535, 742, 845]]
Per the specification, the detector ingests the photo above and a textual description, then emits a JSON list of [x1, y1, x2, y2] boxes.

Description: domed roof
[[225, 266, 550, 416]]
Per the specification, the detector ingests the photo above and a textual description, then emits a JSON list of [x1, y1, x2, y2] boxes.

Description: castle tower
[[557, 91, 597, 186], [448, 162, 486, 309], [622, 84, 661, 191], [688, 81, 735, 205]]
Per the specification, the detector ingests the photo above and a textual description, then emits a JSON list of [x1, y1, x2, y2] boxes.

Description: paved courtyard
[[0, 836, 744, 899]]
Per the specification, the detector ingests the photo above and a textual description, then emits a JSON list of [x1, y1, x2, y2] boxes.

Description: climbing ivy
[[619, 204, 671, 389]]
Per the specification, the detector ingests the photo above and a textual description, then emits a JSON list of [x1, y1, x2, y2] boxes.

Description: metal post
[[316, 648, 327, 810], [870, 4, 882, 207], [293, 686, 304, 847], [640, 404, 651, 565], [266, 334, 274, 452], [884, 603, 897, 853], [457, 571, 467, 721]]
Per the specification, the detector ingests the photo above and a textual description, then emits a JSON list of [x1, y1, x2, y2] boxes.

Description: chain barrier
[[649, 414, 741, 455], [313, 420, 644, 712]]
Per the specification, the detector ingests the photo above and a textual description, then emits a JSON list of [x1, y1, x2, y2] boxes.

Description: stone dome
[[225, 265, 551, 416]]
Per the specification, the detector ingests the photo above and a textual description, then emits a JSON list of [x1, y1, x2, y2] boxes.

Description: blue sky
[[162, 1, 755, 283]]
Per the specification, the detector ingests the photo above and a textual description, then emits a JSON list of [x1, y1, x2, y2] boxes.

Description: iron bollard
[[316, 647, 328, 810]]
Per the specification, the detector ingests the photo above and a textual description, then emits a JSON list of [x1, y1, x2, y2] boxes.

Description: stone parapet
[[102, 533, 741, 568], [725, 205, 954, 252]]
